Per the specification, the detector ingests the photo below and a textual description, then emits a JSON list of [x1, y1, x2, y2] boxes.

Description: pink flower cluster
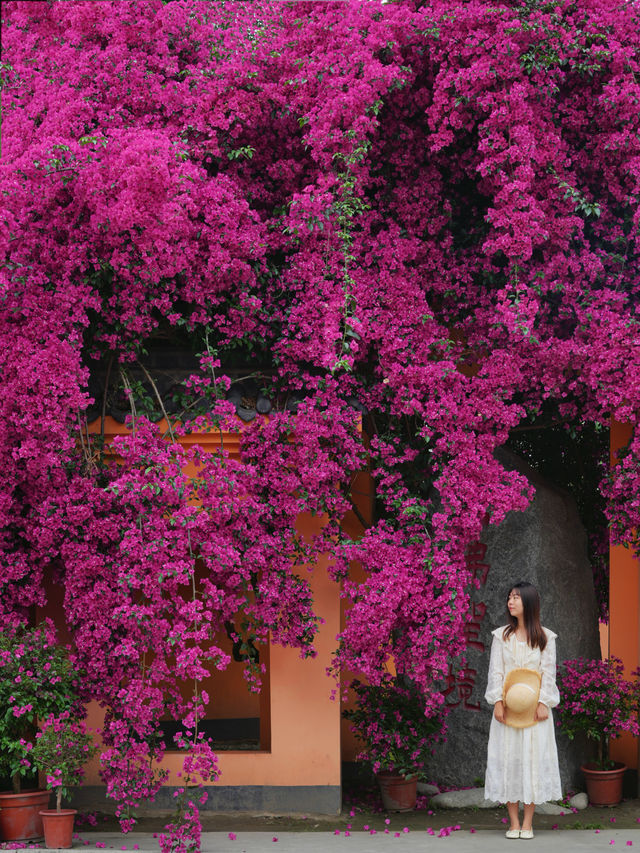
[[31, 711, 96, 810], [343, 679, 445, 776], [556, 657, 640, 767], [0, 621, 80, 791]]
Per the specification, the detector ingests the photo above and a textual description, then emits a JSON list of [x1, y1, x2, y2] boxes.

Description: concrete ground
[[5, 798, 640, 851], [37, 827, 640, 852], [69, 794, 640, 833]]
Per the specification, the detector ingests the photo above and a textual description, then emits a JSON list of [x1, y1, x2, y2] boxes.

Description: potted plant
[[556, 656, 640, 805], [0, 621, 80, 841], [31, 712, 97, 849], [343, 678, 445, 812]]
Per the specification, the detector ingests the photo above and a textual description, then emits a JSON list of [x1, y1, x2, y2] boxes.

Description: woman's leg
[[506, 801, 520, 830], [522, 802, 535, 831]]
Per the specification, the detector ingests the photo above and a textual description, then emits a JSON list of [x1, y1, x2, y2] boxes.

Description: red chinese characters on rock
[[464, 601, 487, 652], [467, 541, 490, 587], [442, 665, 481, 711], [443, 541, 490, 711]]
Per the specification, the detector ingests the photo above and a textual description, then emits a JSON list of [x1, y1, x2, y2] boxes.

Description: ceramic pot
[[0, 789, 51, 841], [39, 809, 77, 849], [581, 762, 626, 806], [376, 771, 418, 812]]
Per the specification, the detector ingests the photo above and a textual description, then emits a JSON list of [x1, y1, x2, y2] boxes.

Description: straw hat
[[502, 668, 542, 729]]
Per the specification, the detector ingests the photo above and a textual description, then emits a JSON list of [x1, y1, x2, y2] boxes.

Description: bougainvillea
[[342, 679, 445, 776], [556, 657, 640, 769], [3, 0, 640, 842], [0, 622, 80, 793], [30, 712, 97, 811]]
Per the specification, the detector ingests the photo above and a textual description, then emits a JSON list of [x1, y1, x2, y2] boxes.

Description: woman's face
[[507, 588, 524, 620]]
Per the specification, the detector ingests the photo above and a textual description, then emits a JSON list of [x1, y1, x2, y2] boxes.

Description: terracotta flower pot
[[0, 789, 51, 841], [39, 809, 77, 849], [581, 762, 626, 806], [376, 771, 418, 812]]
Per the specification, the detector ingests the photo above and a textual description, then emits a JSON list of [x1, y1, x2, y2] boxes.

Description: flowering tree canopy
[[3, 0, 640, 840]]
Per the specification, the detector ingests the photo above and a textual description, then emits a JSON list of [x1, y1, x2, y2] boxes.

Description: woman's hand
[[534, 702, 549, 722], [493, 700, 505, 723]]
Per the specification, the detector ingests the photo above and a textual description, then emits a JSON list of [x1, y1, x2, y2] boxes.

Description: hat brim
[[502, 668, 541, 729]]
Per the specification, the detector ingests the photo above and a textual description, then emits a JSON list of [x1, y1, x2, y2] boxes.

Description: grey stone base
[[430, 787, 588, 813], [71, 785, 341, 815]]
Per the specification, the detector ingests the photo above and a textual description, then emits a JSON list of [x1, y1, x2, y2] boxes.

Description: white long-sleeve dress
[[484, 625, 562, 804]]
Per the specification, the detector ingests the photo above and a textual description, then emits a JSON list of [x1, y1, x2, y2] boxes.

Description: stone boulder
[[425, 448, 601, 794], [416, 782, 440, 797], [429, 788, 567, 812], [534, 801, 567, 815], [569, 792, 588, 810], [430, 788, 499, 808]]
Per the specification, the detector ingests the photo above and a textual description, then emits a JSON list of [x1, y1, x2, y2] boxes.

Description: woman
[[484, 581, 562, 839]]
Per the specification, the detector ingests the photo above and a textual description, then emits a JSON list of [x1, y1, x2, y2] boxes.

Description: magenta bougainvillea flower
[[556, 657, 640, 768]]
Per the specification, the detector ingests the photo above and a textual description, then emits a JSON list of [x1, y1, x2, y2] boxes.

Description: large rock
[[534, 801, 568, 815], [417, 782, 440, 797], [425, 448, 601, 794], [430, 788, 499, 808], [569, 792, 588, 810], [429, 789, 566, 812]]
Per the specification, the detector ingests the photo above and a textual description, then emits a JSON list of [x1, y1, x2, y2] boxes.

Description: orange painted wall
[[143, 515, 342, 790], [198, 636, 262, 721], [609, 419, 639, 769], [54, 417, 343, 798], [338, 463, 375, 763]]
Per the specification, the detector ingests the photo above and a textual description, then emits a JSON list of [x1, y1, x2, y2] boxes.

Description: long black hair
[[502, 581, 547, 651]]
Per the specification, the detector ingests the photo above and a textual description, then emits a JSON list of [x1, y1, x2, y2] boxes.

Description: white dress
[[484, 626, 562, 804]]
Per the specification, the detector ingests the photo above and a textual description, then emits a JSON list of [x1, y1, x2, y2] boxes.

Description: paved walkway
[[63, 829, 640, 852]]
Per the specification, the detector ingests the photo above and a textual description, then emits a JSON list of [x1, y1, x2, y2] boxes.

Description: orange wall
[[208, 531, 341, 787], [182, 630, 263, 721], [66, 417, 343, 795], [79, 515, 342, 789], [609, 419, 639, 769], [338, 464, 375, 763]]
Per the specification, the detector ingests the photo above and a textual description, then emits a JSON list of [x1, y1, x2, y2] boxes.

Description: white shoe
[[505, 829, 521, 839], [520, 829, 534, 839]]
